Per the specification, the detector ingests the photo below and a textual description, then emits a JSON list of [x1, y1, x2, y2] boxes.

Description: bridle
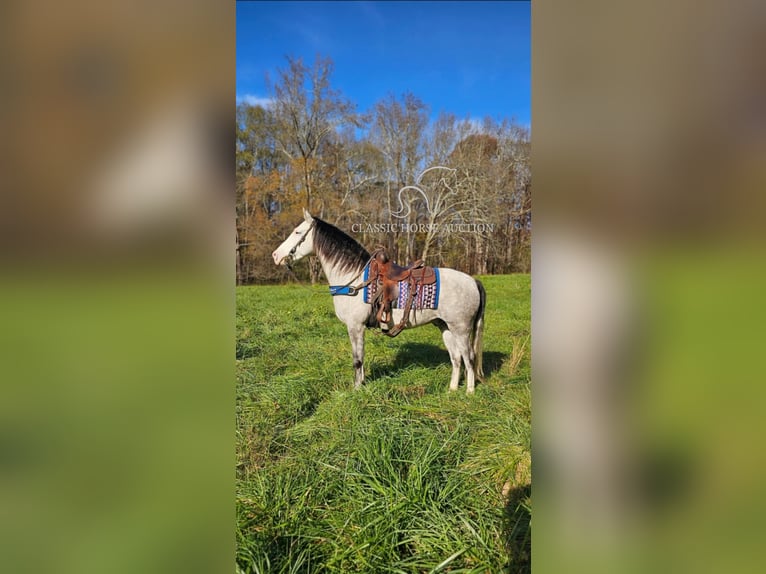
[[284, 220, 315, 271], [282, 221, 378, 297]]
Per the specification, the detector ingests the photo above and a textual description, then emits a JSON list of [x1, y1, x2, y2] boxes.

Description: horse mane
[[312, 217, 370, 273]]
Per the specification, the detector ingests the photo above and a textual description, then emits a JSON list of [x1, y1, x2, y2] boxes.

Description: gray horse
[[272, 209, 485, 394]]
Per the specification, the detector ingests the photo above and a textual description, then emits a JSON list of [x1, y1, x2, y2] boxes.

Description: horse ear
[[303, 208, 313, 223]]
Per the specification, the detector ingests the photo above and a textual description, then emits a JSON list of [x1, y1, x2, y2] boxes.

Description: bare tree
[[370, 93, 429, 260], [269, 55, 356, 213], [268, 55, 357, 283], [236, 103, 282, 283], [234, 69, 531, 283]]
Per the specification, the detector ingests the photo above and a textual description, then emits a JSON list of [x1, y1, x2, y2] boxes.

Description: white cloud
[[236, 94, 274, 108]]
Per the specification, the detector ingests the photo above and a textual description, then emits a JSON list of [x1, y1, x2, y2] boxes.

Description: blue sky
[[236, 1, 530, 127]]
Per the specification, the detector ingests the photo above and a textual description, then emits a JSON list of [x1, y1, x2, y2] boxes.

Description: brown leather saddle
[[368, 247, 436, 337]]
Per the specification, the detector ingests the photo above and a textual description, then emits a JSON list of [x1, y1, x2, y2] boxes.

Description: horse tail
[[472, 279, 486, 382]]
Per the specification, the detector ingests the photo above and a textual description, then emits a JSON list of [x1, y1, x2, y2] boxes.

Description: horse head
[[272, 208, 315, 266]]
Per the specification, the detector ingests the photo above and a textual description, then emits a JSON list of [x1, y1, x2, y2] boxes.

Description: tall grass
[[236, 275, 530, 572]]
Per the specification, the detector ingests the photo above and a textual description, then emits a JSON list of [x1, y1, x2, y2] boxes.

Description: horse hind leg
[[441, 328, 462, 392], [453, 330, 477, 394]]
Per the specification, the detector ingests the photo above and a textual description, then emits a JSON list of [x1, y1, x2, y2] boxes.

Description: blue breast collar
[[329, 285, 359, 296]]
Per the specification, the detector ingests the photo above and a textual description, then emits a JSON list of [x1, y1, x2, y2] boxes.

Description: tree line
[[236, 55, 530, 284]]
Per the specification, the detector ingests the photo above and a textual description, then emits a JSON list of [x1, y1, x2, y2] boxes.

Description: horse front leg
[[347, 323, 366, 389]]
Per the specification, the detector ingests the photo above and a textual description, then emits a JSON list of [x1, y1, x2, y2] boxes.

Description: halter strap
[[285, 220, 315, 269]]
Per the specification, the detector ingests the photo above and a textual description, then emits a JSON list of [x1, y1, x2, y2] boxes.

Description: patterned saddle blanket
[[363, 265, 441, 309]]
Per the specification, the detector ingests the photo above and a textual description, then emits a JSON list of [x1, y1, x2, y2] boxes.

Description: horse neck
[[315, 253, 366, 286]]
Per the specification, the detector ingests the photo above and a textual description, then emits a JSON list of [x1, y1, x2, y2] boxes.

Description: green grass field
[[236, 274, 530, 573]]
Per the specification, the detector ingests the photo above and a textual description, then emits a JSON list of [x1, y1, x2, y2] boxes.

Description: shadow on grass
[[503, 483, 531, 573], [367, 342, 508, 381]]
